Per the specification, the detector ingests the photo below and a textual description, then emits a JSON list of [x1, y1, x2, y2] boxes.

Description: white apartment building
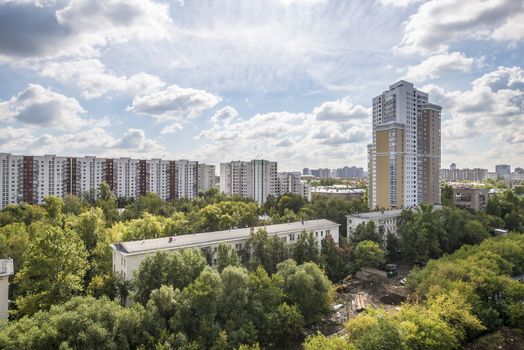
[[0, 154, 206, 209], [111, 219, 340, 281], [250, 160, 278, 203], [0, 259, 14, 320], [0, 153, 22, 208], [347, 205, 442, 244], [198, 164, 216, 193], [277, 172, 311, 201], [146, 159, 170, 201], [74, 156, 107, 197], [347, 210, 404, 243], [175, 160, 199, 199], [370, 81, 441, 209]]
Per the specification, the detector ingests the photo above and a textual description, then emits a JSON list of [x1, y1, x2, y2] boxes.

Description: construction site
[[316, 265, 411, 336]]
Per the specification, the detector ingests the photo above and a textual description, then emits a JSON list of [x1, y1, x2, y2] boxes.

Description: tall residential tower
[[369, 81, 441, 209]]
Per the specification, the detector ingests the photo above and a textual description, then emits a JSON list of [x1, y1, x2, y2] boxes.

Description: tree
[[292, 230, 319, 264], [96, 182, 119, 224], [15, 226, 89, 317], [62, 194, 90, 215], [0, 223, 30, 272], [345, 309, 404, 350], [441, 183, 454, 207], [304, 333, 355, 350], [321, 234, 353, 282], [121, 213, 164, 241], [353, 240, 384, 272], [276, 260, 333, 325], [134, 250, 206, 305], [175, 267, 224, 348], [351, 221, 381, 244], [43, 196, 64, 225], [218, 266, 256, 347], [0, 296, 146, 350], [216, 243, 241, 272], [0, 203, 46, 227], [246, 229, 290, 274]]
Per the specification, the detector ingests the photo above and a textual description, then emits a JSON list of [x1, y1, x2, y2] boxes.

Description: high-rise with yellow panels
[[369, 81, 441, 210]]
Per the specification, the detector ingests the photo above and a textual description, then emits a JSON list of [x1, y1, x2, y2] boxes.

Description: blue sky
[[0, 0, 523, 171]]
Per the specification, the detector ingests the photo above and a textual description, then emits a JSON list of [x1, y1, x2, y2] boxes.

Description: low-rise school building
[[111, 219, 339, 280]]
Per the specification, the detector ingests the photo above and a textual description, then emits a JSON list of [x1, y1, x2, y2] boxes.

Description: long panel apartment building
[[0, 153, 216, 209], [111, 219, 339, 281], [220, 160, 310, 203], [368, 80, 441, 210]]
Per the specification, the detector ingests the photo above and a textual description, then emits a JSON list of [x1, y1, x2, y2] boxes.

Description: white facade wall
[[198, 164, 216, 193], [277, 172, 311, 201], [112, 221, 340, 281], [0, 259, 14, 320], [76, 157, 106, 197], [175, 160, 198, 199], [33, 155, 69, 204], [147, 159, 170, 200], [0, 154, 22, 208]]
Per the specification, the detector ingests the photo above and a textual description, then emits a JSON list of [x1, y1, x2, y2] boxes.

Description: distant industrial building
[[312, 186, 365, 201], [111, 219, 340, 281], [0, 259, 14, 320]]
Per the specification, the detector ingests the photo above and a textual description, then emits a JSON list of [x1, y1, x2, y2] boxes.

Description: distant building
[[515, 167, 524, 175], [440, 165, 488, 182], [0, 153, 206, 209], [495, 164, 511, 180], [198, 164, 216, 193], [302, 168, 310, 176], [346, 206, 442, 244], [0, 259, 14, 320], [220, 160, 278, 203], [312, 186, 365, 201], [276, 172, 311, 201], [111, 220, 340, 281], [452, 186, 489, 211], [347, 209, 404, 243]]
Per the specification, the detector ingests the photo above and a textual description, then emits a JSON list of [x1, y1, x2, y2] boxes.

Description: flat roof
[[111, 219, 339, 256], [347, 205, 442, 220]]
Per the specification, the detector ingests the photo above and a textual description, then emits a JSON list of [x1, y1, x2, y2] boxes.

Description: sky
[[0, 0, 523, 172]]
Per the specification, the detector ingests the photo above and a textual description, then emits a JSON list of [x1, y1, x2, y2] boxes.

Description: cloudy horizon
[[1, 0, 523, 171]]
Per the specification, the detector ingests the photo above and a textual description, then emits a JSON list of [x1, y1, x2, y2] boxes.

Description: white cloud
[[491, 12, 524, 43], [379, 0, 422, 7], [0, 126, 165, 157], [403, 51, 481, 82], [0, 0, 172, 61], [0, 84, 91, 129], [39, 58, 165, 99], [312, 97, 370, 122], [161, 123, 183, 135], [396, 0, 524, 54], [127, 84, 221, 121], [193, 97, 370, 169], [423, 66, 524, 142]]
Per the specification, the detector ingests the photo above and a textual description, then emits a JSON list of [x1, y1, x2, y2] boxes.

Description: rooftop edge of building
[[111, 219, 340, 256]]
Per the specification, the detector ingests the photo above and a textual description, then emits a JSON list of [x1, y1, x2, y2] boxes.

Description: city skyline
[[0, 1, 523, 171]]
